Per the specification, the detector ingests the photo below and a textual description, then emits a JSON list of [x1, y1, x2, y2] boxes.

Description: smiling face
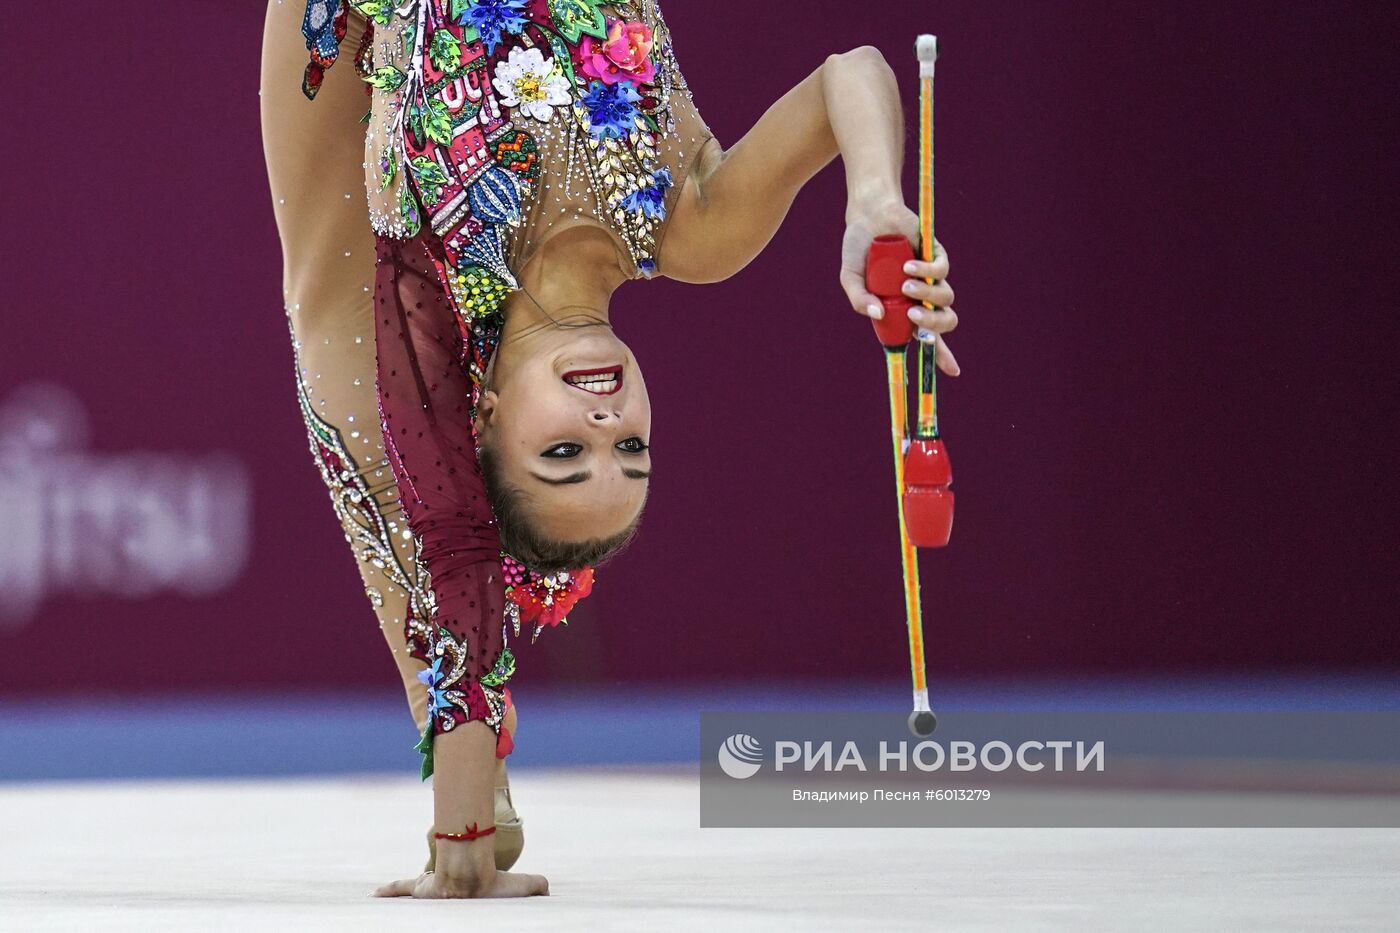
[[474, 327, 651, 558]]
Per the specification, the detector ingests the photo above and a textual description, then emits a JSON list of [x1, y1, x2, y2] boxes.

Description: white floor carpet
[[1, 769, 1396, 931]]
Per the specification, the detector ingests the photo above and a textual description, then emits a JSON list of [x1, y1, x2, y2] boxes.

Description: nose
[[587, 407, 620, 424]]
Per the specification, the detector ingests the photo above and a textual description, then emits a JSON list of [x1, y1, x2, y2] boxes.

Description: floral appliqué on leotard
[[314, 0, 692, 318]]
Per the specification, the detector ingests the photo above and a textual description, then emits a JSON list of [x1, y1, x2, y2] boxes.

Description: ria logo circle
[[717, 733, 763, 779]]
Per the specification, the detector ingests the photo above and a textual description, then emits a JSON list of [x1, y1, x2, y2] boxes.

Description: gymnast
[[260, 0, 957, 898]]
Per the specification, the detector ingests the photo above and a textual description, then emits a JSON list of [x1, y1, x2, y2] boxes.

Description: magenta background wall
[[2, 2, 1396, 696]]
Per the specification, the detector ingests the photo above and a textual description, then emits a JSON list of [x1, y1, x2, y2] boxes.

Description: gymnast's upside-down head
[[474, 324, 649, 575]]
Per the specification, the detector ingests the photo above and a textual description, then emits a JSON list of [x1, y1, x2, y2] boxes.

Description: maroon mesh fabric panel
[[374, 231, 506, 731]]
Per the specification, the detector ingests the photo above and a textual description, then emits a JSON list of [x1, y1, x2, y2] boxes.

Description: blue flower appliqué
[[458, 0, 529, 54], [581, 79, 642, 139], [416, 658, 450, 715], [622, 166, 674, 219]]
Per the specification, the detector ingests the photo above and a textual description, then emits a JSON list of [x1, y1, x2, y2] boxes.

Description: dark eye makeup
[[541, 437, 649, 458]]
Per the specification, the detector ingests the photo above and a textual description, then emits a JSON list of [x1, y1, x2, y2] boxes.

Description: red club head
[[903, 439, 954, 547], [866, 235, 917, 348]]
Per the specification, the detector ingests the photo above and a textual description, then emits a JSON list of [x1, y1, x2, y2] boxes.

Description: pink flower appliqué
[[580, 20, 656, 86]]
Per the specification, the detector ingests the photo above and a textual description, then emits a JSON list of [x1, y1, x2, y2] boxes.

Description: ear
[[473, 389, 499, 436]]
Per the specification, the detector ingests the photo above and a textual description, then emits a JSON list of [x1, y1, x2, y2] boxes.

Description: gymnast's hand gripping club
[[866, 35, 951, 738]]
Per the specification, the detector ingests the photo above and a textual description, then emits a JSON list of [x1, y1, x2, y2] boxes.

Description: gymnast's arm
[[659, 46, 960, 374]]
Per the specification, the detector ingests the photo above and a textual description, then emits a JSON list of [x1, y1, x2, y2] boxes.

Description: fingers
[[371, 868, 547, 899], [372, 876, 422, 897], [839, 268, 884, 320], [900, 272, 954, 309], [839, 237, 956, 328], [902, 244, 957, 347], [902, 246, 949, 283], [908, 305, 957, 335], [489, 870, 551, 898], [934, 336, 960, 377]]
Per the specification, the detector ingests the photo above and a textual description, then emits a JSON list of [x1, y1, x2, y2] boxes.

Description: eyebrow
[[528, 468, 651, 485]]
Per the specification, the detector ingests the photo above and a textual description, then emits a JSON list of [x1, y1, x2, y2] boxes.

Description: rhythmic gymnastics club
[[865, 34, 952, 738]]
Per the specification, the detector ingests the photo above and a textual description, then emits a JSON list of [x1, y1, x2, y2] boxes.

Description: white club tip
[[916, 35, 937, 77]]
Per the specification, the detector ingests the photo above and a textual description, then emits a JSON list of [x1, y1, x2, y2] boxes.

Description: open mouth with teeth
[[561, 364, 624, 396]]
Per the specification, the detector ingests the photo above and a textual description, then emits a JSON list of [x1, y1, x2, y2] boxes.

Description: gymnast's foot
[[493, 759, 525, 870]]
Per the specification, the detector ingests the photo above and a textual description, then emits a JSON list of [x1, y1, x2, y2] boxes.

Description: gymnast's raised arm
[[659, 46, 960, 375]]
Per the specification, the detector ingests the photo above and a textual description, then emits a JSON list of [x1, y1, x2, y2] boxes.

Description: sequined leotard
[[260, 0, 714, 768]]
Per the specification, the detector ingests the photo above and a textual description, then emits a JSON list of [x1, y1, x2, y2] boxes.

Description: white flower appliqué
[[490, 46, 572, 123]]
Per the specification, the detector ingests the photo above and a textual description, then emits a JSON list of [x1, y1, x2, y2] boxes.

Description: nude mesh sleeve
[[506, 0, 719, 280]]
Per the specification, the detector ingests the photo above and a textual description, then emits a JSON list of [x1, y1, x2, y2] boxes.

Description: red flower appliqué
[[502, 555, 595, 638]]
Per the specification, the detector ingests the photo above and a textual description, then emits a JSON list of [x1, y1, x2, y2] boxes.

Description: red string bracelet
[[433, 822, 497, 842]]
